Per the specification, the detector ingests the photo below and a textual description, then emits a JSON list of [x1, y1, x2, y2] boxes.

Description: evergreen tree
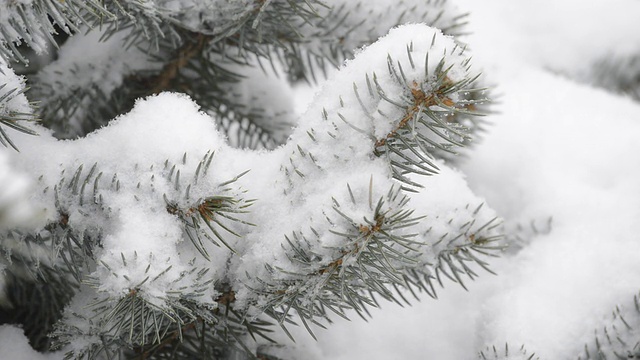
[[0, 2, 503, 358], [1, 1, 637, 359]]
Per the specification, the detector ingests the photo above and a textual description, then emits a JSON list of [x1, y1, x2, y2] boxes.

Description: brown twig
[[375, 80, 455, 148], [150, 33, 212, 94], [318, 214, 385, 275]]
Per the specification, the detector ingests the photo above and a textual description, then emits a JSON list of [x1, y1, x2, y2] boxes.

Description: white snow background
[[2, 0, 640, 358]]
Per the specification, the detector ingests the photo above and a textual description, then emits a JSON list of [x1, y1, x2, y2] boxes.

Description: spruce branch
[[130, 296, 275, 360], [248, 183, 502, 337], [427, 213, 503, 293], [0, 20, 503, 359], [254, 185, 424, 324], [289, 33, 489, 192], [148, 33, 213, 95], [37, 146, 267, 358], [371, 51, 488, 189], [0, 230, 80, 351], [375, 48, 491, 167], [225, 26, 503, 336], [52, 286, 274, 359], [0, 0, 110, 63], [34, 26, 293, 145], [166, 188, 255, 257], [274, 0, 469, 83], [0, 64, 38, 149]]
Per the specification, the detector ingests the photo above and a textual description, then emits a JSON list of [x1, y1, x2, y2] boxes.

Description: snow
[[0, 58, 31, 115], [37, 29, 153, 101], [451, 1, 640, 356], [227, 24, 502, 312], [217, 57, 297, 144], [0, 150, 34, 229], [298, 0, 465, 67], [0, 60, 35, 230], [10, 93, 240, 308], [3, 22, 502, 356], [1, 0, 640, 358], [156, 0, 255, 32], [34, 28, 157, 136], [0, 325, 59, 360], [0, 0, 51, 57]]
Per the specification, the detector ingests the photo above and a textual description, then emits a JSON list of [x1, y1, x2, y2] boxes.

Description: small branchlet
[[250, 184, 432, 336], [429, 212, 504, 293], [54, 268, 264, 358], [0, 0, 110, 63], [166, 171, 254, 258], [370, 52, 490, 190], [374, 79, 456, 149], [0, 83, 38, 150]]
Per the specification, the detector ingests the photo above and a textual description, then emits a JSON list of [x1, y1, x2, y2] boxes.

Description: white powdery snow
[[0, 58, 32, 115], [461, 65, 640, 359], [0, 325, 60, 360], [0, 59, 36, 230]]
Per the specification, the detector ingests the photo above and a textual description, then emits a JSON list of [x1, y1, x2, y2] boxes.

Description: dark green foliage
[[591, 55, 640, 102], [0, 229, 79, 350], [0, 256, 77, 351]]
